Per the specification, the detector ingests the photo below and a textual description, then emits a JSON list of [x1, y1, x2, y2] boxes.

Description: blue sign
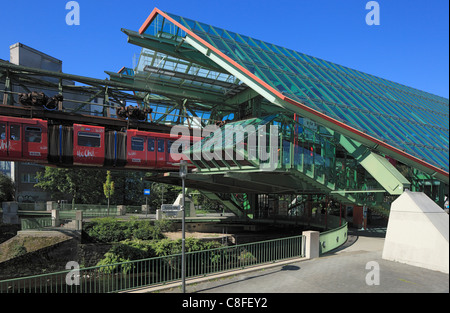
[[144, 189, 151, 196]]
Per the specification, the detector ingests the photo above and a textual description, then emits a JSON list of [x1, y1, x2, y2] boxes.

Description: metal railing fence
[[20, 218, 53, 230], [0, 234, 305, 293]]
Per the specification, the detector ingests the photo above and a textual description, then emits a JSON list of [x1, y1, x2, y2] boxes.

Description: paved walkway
[[160, 227, 449, 293]]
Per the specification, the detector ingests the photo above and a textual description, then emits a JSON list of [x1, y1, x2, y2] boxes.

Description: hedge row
[[83, 217, 176, 243]]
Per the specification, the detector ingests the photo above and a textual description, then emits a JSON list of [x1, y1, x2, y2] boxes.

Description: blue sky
[[0, 0, 448, 98]]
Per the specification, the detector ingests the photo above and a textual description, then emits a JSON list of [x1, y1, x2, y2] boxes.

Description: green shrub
[[83, 218, 169, 243], [238, 250, 256, 265], [96, 252, 135, 274], [11, 243, 27, 258], [131, 221, 164, 241], [151, 238, 181, 256], [96, 241, 151, 274], [153, 220, 176, 233], [150, 237, 222, 256], [121, 239, 157, 258], [84, 217, 128, 243], [132, 225, 155, 240]]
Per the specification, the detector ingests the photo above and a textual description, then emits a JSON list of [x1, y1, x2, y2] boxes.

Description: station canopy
[[111, 8, 449, 182]]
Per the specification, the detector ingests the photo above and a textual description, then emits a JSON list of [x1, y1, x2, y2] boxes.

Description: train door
[[130, 136, 146, 167], [167, 140, 175, 168], [8, 124, 22, 159], [0, 117, 48, 162], [156, 138, 166, 168], [166, 137, 188, 168], [23, 122, 48, 161], [73, 124, 105, 165], [147, 137, 156, 168], [126, 130, 147, 167], [0, 122, 7, 158]]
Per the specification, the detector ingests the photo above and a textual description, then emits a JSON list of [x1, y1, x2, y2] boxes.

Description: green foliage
[[103, 170, 114, 200], [35, 168, 148, 205], [95, 237, 223, 271], [0, 173, 15, 203], [119, 239, 157, 257], [145, 181, 181, 209], [238, 250, 256, 265], [10, 243, 27, 258], [83, 217, 175, 243], [151, 238, 181, 256], [132, 221, 163, 241], [35, 167, 105, 204], [89, 217, 225, 274], [153, 219, 177, 233], [96, 251, 133, 274], [84, 217, 128, 243], [111, 171, 146, 205]]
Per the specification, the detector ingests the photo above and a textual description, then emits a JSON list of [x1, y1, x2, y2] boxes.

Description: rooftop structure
[[109, 8, 448, 185]]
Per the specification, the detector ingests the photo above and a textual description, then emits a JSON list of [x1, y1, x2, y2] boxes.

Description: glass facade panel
[[140, 10, 449, 172]]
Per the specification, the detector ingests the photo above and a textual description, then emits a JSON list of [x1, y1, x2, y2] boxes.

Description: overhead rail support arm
[[338, 134, 410, 195]]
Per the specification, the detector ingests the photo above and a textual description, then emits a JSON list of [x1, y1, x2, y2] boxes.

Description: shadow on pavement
[[190, 264, 301, 293]]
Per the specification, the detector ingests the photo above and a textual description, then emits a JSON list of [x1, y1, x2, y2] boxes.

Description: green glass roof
[[136, 8, 449, 175]]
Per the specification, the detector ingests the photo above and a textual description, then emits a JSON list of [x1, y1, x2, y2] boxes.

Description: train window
[[148, 138, 155, 152], [25, 127, 42, 143], [0, 123, 5, 140], [157, 139, 165, 152], [78, 132, 101, 147], [131, 137, 144, 151], [10, 125, 20, 141], [178, 142, 185, 153], [167, 140, 184, 154]]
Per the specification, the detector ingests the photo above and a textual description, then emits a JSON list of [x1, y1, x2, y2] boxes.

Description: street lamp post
[[179, 160, 188, 293]]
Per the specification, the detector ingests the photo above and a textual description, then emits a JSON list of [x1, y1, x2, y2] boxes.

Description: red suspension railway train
[[0, 116, 199, 170]]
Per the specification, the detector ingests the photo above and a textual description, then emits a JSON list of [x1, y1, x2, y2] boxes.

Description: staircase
[[188, 115, 386, 208], [198, 190, 248, 218]]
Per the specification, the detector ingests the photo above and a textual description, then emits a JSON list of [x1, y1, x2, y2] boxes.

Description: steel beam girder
[[178, 36, 448, 185], [124, 29, 225, 73], [338, 135, 410, 195], [107, 70, 226, 105], [184, 36, 285, 107], [282, 96, 449, 185]]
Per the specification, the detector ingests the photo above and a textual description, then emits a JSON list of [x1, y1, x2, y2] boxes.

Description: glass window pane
[[157, 139, 165, 152], [78, 132, 100, 147], [148, 138, 155, 151], [131, 137, 144, 151], [10, 125, 20, 141], [0, 123, 5, 140], [25, 127, 42, 143]]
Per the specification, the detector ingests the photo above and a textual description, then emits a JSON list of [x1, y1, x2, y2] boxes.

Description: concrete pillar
[[352, 205, 363, 229], [2, 202, 19, 224], [34, 202, 45, 211], [47, 201, 56, 211], [51, 209, 60, 227], [75, 210, 83, 230], [117, 205, 126, 216], [302, 230, 320, 259], [156, 209, 163, 220], [141, 204, 150, 214], [307, 195, 312, 218]]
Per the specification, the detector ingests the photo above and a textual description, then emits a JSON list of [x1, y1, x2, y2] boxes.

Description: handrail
[[319, 221, 348, 255], [0, 234, 305, 293]]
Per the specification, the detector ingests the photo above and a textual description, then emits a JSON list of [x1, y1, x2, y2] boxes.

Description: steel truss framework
[[1, 7, 448, 217], [112, 8, 448, 212]]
